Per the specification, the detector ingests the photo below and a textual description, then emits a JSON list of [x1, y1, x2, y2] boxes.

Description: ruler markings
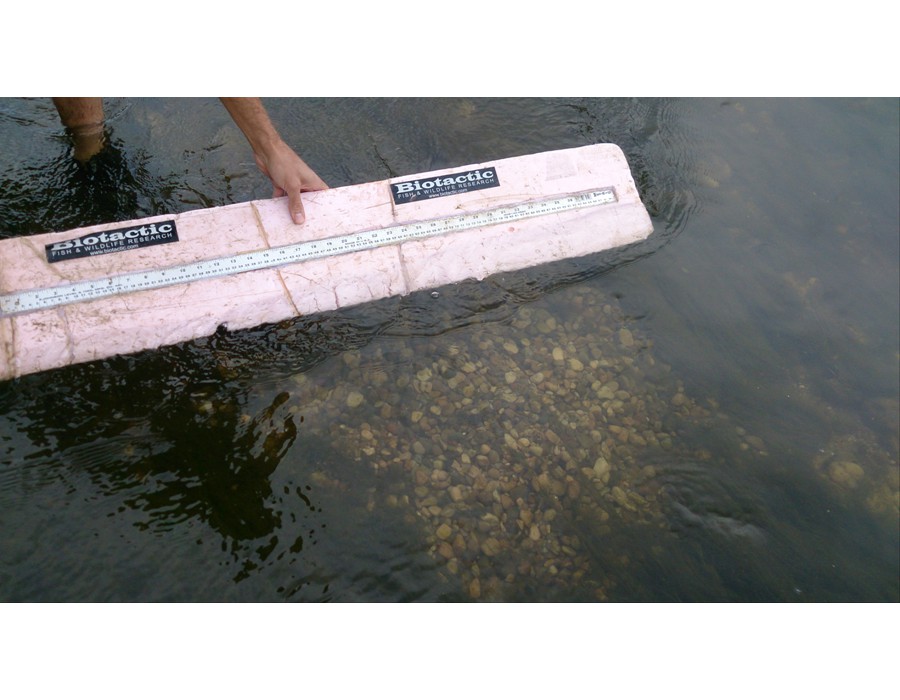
[[1, 188, 616, 317]]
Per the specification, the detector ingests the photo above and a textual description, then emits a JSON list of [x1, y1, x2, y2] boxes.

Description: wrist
[[255, 134, 291, 161]]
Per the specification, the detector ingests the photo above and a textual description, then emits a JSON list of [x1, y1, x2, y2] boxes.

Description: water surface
[[1, 97, 897, 601]]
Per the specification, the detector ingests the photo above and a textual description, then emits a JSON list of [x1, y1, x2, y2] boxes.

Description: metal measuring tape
[[0, 188, 617, 317]]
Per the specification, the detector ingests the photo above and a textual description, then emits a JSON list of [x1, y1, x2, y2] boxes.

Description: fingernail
[[293, 212, 305, 225]]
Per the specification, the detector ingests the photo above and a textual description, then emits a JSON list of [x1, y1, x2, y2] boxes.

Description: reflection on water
[[0, 98, 897, 601]]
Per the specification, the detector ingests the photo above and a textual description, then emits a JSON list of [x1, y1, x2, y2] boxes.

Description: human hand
[[219, 98, 328, 225], [253, 139, 329, 225]]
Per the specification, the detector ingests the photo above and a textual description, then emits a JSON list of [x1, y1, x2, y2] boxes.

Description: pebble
[[593, 457, 611, 482], [611, 486, 635, 511], [596, 384, 617, 400], [481, 537, 502, 556], [829, 461, 864, 488], [469, 578, 481, 599], [746, 435, 766, 451], [537, 317, 557, 332], [437, 541, 454, 559], [346, 391, 364, 408]]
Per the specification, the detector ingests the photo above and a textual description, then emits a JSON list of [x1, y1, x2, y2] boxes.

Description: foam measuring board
[[0, 144, 653, 379]]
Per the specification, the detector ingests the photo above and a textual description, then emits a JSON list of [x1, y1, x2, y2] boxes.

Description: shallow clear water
[[0, 97, 897, 601]]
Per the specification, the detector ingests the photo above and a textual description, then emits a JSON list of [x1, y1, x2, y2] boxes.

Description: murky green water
[[0, 98, 897, 601]]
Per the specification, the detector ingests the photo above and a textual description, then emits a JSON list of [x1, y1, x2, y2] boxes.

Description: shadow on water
[[1, 350, 450, 601], [0, 130, 179, 237]]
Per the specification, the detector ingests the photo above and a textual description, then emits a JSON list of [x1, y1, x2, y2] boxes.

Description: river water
[[0, 97, 897, 602]]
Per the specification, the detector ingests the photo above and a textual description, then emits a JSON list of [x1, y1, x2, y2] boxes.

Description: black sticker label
[[46, 220, 179, 263], [391, 166, 500, 204]]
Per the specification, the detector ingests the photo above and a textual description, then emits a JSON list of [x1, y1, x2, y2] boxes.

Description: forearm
[[219, 97, 283, 157]]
